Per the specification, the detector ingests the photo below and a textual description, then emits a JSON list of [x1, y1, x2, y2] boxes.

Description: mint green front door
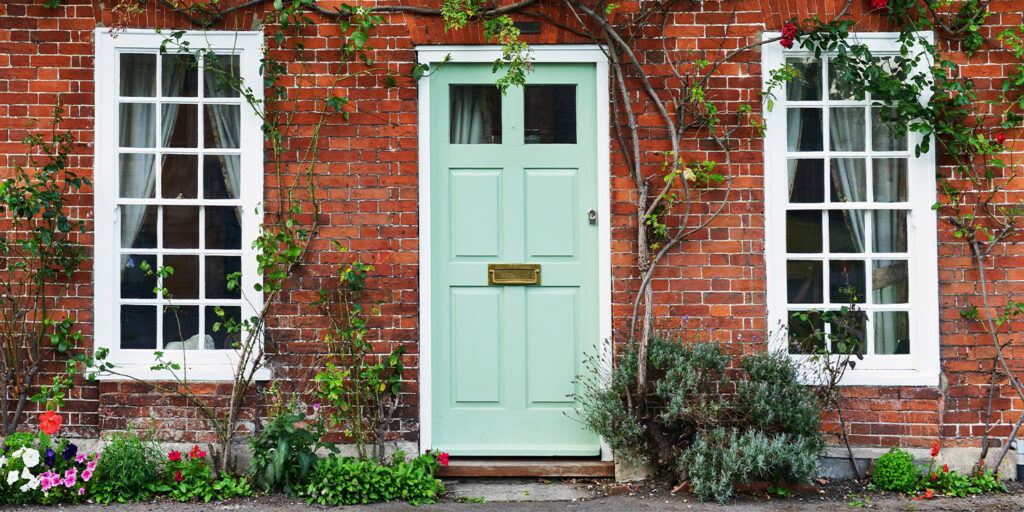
[[430, 63, 601, 455]]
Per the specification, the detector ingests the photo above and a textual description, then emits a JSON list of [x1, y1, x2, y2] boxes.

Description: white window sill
[[93, 362, 271, 382]]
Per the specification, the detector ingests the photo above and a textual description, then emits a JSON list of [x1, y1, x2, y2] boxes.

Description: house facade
[[1, 0, 1022, 472]]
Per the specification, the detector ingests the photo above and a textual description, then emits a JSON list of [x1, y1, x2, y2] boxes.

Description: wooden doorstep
[[437, 458, 615, 478]]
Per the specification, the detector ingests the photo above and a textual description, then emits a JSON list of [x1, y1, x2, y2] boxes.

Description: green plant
[[89, 427, 163, 504], [871, 447, 919, 494], [249, 388, 329, 496], [158, 444, 252, 502], [298, 452, 444, 506]]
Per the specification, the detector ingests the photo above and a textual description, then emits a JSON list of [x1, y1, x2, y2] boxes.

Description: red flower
[[781, 22, 798, 39], [190, 445, 206, 459], [39, 411, 63, 436], [931, 442, 940, 457], [932, 473, 938, 481], [780, 37, 795, 49], [995, 132, 1007, 145], [169, 451, 181, 461], [869, 0, 888, 9], [438, 452, 450, 467], [942, 464, 949, 473], [174, 470, 183, 482], [924, 490, 934, 500]]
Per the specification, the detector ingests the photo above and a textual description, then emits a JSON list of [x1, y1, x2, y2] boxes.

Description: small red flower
[[190, 445, 206, 459], [781, 22, 798, 39], [168, 451, 181, 461], [995, 132, 1007, 145], [924, 490, 934, 500], [780, 37, 795, 49], [942, 464, 949, 473], [869, 0, 888, 9], [931, 473, 938, 481], [39, 411, 63, 436], [438, 452, 450, 467], [931, 442, 940, 457], [174, 470, 183, 482]]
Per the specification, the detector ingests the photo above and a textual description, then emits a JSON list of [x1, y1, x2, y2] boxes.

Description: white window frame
[[762, 32, 940, 386], [93, 29, 264, 381]]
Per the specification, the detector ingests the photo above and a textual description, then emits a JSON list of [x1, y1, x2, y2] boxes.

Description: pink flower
[[39, 472, 56, 491], [79, 487, 85, 495], [313, 403, 321, 411], [82, 469, 93, 482], [64, 467, 78, 487], [869, 0, 888, 8], [75, 453, 87, 463], [87, 460, 97, 471], [438, 452, 450, 466], [169, 451, 181, 461], [175, 470, 183, 482]]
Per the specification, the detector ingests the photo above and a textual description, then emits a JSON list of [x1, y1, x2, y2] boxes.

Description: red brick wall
[[0, 0, 1021, 454]]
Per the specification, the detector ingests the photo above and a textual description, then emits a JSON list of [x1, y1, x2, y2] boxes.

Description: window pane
[[204, 105, 240, 148], [873, 210, 907, 252], [786, 211, 822, 253], [874, 311, 910, 354], [206, 256, 241, 299], [206, 306, 241, 349], [872, 260, 909, 304], [164, 205, 199, 248], [829, 210, 865, 253], [871, 106, 907, 151], [787, 260, 822, 303], [787, 159, 824, 203], [828, 57, 858, 100], [119, 154, 156, 198], [162, 54, 198, 97], [163, 305, 200, 350], [121, 305, 156, 349], [206, 206, 242, 249], [120, 254, 156, 299], [203, 155, 240, 199], [119, 103, 155, 147], [829, 107, 865, 151], [829, 158, 866, 202], [450, 85, 501, 144], [163, 254, 199, 299], [788, 310, 823, 354], [786, 58, 821, 101], [873, 158, 908, 202], [120, 54, 156, 97], [829, 260, 865, 303], [524, 85, 576, 144], [829, 310, 866, 354], [161, 154, 198, 199], [162, 104, 198, 148], [787, 108, 823, 151], [121, 205, 157, 249], [204, 54, 240, 98]]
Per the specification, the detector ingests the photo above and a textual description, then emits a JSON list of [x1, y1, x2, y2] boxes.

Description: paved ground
[[4, 479, 1024, 511]]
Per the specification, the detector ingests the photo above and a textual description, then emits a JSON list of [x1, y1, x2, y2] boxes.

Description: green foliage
[[871, 447, 919, 493], [578, 335, 823, 502], [157, 446, 252, 502], [89, 428, 163, 504], [441, 0, 529, 92], [298, 452, 443, 506], [249, 391, 328, 496]]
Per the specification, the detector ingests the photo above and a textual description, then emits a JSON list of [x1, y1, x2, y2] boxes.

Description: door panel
[[431, 62, 600, 455]]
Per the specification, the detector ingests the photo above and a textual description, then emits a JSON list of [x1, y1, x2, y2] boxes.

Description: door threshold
[[437, 457, 614, 478]]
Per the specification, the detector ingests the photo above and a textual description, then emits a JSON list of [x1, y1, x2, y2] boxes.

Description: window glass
[[449, 85, 501, 144], [524, 85, 577, 144], [786, 58, 821, 101], [787, 108, 823, 151]]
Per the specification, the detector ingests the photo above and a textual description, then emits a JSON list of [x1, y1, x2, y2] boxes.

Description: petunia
[[169, 451, 181, 461], [174, 470, 183, 482], [6, 470, 17, 485], [75, 453, 87, 463], [64, 467, 78, 487], [79, 487, 85, 495], [22, 448, 40, 468], [39, 410, 62, 436], [438, 452, 450, 466], [45, 447, 56, 467], [0, 455, 6, 467], [62, 443, 78, 462], [81, 468, 93, 482], [86, 460, 98, 472]]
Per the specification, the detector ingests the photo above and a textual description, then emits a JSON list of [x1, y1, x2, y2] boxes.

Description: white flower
[[21, 448, 39, 468], [0, 455, 6, 467], [6, 470, 17, 485], [10, 447, 24, 458], [19, 476, 39, 492], [20, 467, 33, 481]]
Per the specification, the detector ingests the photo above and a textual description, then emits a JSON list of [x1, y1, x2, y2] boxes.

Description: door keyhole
[[588, 208, 597, 225]]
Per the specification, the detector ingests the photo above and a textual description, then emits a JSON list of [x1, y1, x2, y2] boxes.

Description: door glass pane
[[830, 260, 865, 303], [163, 254, 199, 299], [875, 311, 910, 354], [829, 158, 866, 202], [787, 108, 823, 151], [120, 305, 156, 349], [119, 103, 155, 147], [204, 105, 240, 148], [119, 153, 156, 198], [162, 54, 198, 97], [829, 107, 866, 151], [787, 159, 824, 203], [161, 154, 198, 199], [787, 260, 822, 303], [203, 155, 240, 199], [162, 104, 198, 148], [120, 254, 157, 299], [120, 54, 156, 97], [786, 211, 822, 253], [164, 205, 199, 248], [449, 85, 501, 144], [786, 58, 821, 101], [873, 210, 907, 252], [872, 260, 909, 304], [205, 54, 240, 98], [206, 306, 241, 349], [829, 210, 865, 253], [872, 106, 907, 151], [873, 158, 908, 202], [206, 206, 242, 249], [163, 306, 200, 349], [524, 85, 576, 144], [121, 205, 157, 248]]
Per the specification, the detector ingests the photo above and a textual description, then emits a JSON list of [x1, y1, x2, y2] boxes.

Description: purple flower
[[62, 443, 78, 462], [45, 447, 56, 467], [313, 403, 321, 411]]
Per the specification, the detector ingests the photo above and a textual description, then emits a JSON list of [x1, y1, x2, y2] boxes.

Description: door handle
[[588, 208, 597, 225]]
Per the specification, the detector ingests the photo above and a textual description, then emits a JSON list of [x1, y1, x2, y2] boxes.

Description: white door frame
[[415, 45, 612, 460]]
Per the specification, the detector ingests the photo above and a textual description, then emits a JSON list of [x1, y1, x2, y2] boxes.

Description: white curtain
[[829, 110, 866, 251], [872, 159, 910, 354], [202, 65, 241, 220], [450, 86, 496, 144]]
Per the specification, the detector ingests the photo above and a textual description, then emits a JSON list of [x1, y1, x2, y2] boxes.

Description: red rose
[[169, 451, 181, 461], [942, 464, 949, 473], [931, 442, 940, 457], [39, 411, 63, 436], [869, 0, 888, 8], [924, 490, 933, 499], [780, 37, 795, 49], [438, 452, 450, 467], [995, 133, 1007, 145], [781, 22, 798, 39], [174, 470, 183, 482]]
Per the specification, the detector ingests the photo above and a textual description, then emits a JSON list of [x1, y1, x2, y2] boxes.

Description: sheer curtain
[[829, 110, 866, 250], [203, 66, 241, 218], [450, 86, 496, 144], [872, 159, 910, 354]]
